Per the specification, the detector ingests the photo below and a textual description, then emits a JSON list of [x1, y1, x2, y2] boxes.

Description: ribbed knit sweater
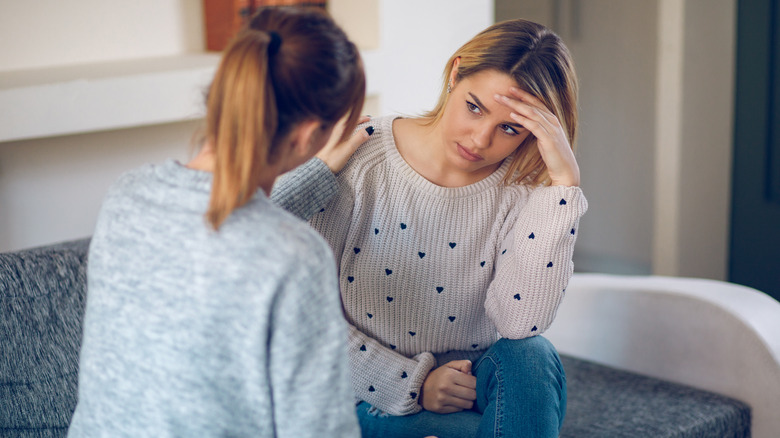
[[272, 115, 588, 416]]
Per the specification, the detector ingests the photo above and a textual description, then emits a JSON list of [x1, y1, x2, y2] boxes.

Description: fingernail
[[365, 126, 375, 136]]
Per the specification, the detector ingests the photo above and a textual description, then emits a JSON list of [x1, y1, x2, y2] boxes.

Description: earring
[[447, 81, 452, 94]]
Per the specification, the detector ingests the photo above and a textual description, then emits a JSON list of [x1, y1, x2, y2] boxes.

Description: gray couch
[[1, 239, 755, 437]]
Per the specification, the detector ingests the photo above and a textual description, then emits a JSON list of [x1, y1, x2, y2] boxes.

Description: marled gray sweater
[[68, 159, 359, 437]]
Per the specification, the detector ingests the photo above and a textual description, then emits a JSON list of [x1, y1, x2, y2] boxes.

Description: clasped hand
[[421, 360, 477, 414]]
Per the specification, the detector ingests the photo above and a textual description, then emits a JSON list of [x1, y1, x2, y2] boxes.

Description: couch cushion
[[0, 239, 90, 437], [561, 355, 751, 437]]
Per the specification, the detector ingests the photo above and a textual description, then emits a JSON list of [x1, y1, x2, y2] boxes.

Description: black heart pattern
[[374, 228, 379, 234], [354, 247, 361, 254], [401, 371, 408, 378], [348, 276, 354, 283], [502, 249, 507, 255], [560, 199, 567, 205], [419, 252, 426, 258], [480, 261, 486, 267], [385, 269, 393, 275], [386, 296, 393, 302], [449, 242, 456, 248], [472, 344, 479, 349], [369, 386, 375, 392], [448, 316, 456, 322], [571, 228, 576, 235], [319, 208, 325, 212], [532, 326, 538, 332], [410, 392, 417, 399], [547, 262, 553, 268], [514, 294, 521, 300], [400, 223, 407, 229], [529, 232, 535, 239], [360, 345, 366, 351], [390, 344, 396, 350], [367, 313, 373, 318], [436, 286, 444, 293], [409, 331, 416, 336]]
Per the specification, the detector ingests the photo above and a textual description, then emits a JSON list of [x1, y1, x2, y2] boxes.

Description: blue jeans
[[356, 336, 566, 438]]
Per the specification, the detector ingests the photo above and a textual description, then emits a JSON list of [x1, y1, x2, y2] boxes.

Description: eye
[[499, 124, 520, 136], [466, 101, 481, 115]]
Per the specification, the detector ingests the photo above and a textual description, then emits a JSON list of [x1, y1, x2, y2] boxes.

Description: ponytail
[[205, 31, 278, 230]]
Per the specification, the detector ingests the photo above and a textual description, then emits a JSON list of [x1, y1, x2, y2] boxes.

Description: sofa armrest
[[545, 273, 780, 438]]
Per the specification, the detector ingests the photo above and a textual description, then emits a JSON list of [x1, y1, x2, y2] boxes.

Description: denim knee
[[474, 336, 567, 434], [482, 336, 559, 367]]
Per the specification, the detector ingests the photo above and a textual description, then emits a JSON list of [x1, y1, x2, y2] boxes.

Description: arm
[[271, 157, 338, 221], [271, 117, 372, 220], [484, 185, 587, 338], [346, 324, 436, 416], [268, 239, 360, 437], [486, 86, 588, 338]]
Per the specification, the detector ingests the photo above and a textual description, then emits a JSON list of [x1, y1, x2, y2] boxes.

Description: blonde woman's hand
[[494, 88, 580, 187], [316, 116, 373, 173], [420, 360, 477, 414]]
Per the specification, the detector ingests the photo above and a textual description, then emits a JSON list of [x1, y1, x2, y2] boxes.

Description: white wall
[[0, 1, 203, 71], [374, 1, 493, 116], [0, 0, 492, 252]]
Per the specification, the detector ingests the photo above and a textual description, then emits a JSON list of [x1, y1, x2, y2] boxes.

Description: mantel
[[0, 50, 379, 143]]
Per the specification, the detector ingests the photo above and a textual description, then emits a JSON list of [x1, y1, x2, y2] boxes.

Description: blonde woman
[[68, 7, 367, 437], [273, 18, 587, 437]]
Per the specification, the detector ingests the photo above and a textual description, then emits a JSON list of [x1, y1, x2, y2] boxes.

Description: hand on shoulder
[[316, 116, 374, 173]]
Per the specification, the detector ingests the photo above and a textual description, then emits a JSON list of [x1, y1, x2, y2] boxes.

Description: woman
[[68, 7, 367, 437], [273, 18, 587, 437]]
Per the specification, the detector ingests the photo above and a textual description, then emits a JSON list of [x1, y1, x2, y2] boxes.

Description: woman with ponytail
[[68, 7, 366, 437]]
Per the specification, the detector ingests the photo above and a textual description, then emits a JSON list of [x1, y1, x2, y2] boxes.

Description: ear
[[289, 119, 322, 158], [449, 57, 461, 86]]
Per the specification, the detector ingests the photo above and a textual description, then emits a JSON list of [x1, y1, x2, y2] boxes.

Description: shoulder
[[104, 163, 157, 198], [339, 115, 399, 178], [230, 198, 335, 271]]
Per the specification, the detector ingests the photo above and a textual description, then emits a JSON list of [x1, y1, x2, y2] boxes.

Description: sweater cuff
[[271, 157, 338, 220]]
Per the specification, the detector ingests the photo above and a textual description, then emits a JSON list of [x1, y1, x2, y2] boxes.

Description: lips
[[456, 143, 483, 162]]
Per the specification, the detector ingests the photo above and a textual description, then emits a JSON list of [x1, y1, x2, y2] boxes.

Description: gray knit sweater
[[272, 115, 588, 416], [68, 159, 359, 437]]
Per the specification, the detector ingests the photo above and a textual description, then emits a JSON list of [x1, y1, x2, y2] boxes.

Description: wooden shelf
[[0, 50, 379, 143]]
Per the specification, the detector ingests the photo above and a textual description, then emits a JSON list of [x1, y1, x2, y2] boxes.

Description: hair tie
[[268, 31, 282, 56]]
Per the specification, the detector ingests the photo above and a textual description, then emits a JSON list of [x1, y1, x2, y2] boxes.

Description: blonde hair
[[425, 19, 578, 186], [204, 7, 365, 229]]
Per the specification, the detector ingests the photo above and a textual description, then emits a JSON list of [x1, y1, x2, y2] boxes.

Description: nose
[[471, 122, 492, 149]]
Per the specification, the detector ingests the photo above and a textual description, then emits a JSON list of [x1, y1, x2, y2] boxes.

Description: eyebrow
[[468, 92, 524, 129]]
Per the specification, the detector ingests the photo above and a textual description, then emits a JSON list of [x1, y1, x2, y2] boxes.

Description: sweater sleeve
[[271, 157, 338, 221], [346, 324, 436, 416], [268, 236, 360, 437], [484, 185, 588, 339]]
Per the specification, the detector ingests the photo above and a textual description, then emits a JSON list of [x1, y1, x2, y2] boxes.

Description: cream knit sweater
[[272, 115, 588, 416]]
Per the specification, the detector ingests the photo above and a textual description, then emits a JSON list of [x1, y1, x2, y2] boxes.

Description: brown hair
[[425, 19, 578, 186], [204, 7, 365, 229]]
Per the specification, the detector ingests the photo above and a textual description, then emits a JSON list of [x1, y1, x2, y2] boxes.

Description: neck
[[187, 142, 278, 196], [395, 118, 500, 187]]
